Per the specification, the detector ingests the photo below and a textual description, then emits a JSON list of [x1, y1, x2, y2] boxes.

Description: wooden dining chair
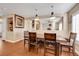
[[44, 33, 58, 56], [24, 31, 29, 47], [28, 32, 38, 53], [60, 32, 77, 55]]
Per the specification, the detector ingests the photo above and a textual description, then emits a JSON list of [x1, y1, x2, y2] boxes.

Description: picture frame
[[15, 14, 24, 28]]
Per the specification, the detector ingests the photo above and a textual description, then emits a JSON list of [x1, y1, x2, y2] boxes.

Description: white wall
[[2, 16, 7, 40], [0, 23, 2, 32], [3, 13, 69, 43], [27, 13, 69, 38], [5, 15, 27, 42], [5, 15, 34, 42]]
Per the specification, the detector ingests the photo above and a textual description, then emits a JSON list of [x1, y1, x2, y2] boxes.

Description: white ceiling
[[0, 3, 76, 17]]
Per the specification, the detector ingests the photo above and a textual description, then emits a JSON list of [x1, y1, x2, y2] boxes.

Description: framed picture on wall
[[15, 14, 24, 28]]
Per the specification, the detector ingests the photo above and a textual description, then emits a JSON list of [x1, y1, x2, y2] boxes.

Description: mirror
[[41, 16, 63, 31], [32, 16, 63, 31], [52, 17, 63, 31]]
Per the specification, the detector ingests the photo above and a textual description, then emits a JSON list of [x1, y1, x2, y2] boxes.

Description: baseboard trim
[[3, 39, 23, 43]]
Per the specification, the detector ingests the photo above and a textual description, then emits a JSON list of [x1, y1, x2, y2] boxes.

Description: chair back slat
[[69, 32, 77, 46], [44, 33, 56, 41], [29, 32, 36, 42], [24, 31, 29, 39]]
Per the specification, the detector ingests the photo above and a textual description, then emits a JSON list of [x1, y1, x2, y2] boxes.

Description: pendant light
[[50, 5, 56, 20], [34, 9, 39, 21]]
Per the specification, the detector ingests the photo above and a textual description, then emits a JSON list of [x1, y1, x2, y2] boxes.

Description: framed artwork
[[15, 14, 24, 28]]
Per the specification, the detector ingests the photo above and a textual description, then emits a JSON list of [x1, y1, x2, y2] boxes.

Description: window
[[72, 13, 79, 41]]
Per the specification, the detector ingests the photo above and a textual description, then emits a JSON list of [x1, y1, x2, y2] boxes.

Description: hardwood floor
[[0, 40, 77, 56]]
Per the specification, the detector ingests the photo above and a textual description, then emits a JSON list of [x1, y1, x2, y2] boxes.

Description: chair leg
[[72, 48, 75, 56], [35, 44, 38, 54], [60, 45, 62, 55], [44, 47, 46, 56], [24, 40, 25, 47], [44, 44, 46, 56], [55, 44, 57, 56], [28, 44, 31, 52], [44, 42, 46, 56], [69, 47, 71, 53], [55, 43, 60, 56], [68, 47, 70, 56]]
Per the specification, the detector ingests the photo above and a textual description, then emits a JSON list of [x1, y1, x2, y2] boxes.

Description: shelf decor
[[7, 17, 13, 31]]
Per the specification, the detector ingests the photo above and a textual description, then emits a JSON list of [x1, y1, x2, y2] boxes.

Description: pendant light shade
[[34, 14, 39, 21], [50, 12, 56, 20], [50, 6, 56, 20]]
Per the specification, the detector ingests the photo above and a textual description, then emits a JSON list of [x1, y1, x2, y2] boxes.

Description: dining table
[[37, 33, 67, 42], [36, 33, 67, 56]]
